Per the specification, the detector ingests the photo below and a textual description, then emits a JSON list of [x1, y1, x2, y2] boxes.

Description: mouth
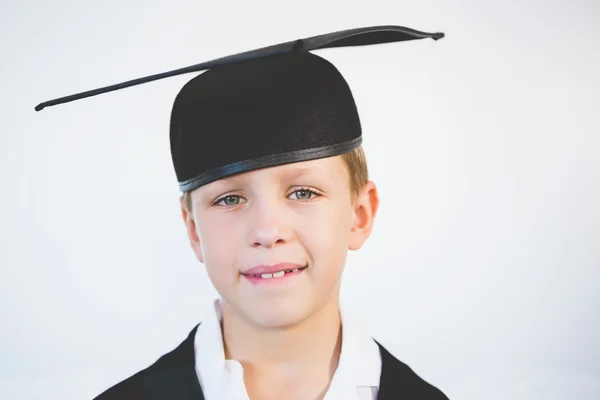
[[241, 264, 308, 285]]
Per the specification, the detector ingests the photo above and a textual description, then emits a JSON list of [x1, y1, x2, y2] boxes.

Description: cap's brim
[[34, 25, 444, 112]]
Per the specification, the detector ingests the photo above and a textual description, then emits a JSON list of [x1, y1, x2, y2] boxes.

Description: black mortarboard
[[35, 26, 444, 192]]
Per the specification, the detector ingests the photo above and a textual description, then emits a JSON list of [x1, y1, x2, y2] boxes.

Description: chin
[[241, 300, 313, 329]]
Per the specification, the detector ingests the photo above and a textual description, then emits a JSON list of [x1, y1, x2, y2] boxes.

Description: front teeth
[[258, 269, 301, 279]]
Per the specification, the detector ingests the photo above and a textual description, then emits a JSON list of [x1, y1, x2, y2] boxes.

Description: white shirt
[[194, 299, 382, 400]]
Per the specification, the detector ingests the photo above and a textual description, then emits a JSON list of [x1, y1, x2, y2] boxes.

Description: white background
[[1, 0, 599, 399]]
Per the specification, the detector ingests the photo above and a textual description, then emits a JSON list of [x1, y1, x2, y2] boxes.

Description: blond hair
[[183, 146, 368, 212]]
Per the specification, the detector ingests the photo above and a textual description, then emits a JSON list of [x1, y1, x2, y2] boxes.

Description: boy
[[36, 26, 448, 399]]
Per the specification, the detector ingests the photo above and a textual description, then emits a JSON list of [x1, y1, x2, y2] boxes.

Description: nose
[[246, 199, 292, 248]]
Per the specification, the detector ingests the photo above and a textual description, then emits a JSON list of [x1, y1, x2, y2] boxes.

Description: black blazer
[[93, 325, 449, 400]]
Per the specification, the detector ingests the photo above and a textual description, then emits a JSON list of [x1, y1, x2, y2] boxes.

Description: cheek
[[196, 215, 241, 285], [300, 202, 353, 275]]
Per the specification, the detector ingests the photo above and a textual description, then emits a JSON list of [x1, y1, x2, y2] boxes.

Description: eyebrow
[[279, 166, 324, 179], [219, 165, 326, 183]]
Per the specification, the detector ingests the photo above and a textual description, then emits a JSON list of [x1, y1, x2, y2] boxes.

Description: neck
[[221, 293, 342, 380]]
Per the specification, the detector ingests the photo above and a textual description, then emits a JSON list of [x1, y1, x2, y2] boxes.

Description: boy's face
[[181, 156, 378, 329]]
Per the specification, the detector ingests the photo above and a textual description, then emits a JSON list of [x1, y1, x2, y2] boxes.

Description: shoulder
[[93, 325, 200, 400], [375, 340, 450, 400]]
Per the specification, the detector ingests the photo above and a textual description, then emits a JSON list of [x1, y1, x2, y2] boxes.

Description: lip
[[241, 263, 308, 286], [242, 263, 306, 275]]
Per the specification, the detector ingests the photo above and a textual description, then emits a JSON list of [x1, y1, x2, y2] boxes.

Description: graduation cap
[[35, 25, 444, 192]]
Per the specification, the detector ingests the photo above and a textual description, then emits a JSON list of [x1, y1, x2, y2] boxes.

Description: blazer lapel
[[375, 340, 449, 400], [376, 340, 403, 399], [143, 325, 206, 400]]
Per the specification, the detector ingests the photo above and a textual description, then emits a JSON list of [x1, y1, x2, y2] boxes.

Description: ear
[[348, 181, 379, 251], [180, 195, 205, 263]]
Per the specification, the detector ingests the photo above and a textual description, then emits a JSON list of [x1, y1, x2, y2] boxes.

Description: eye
[[289, 188, 320, 201], [215, 195, 245, 207]]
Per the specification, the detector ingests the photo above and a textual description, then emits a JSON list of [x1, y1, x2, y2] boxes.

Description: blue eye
[[289, 189, 319, 200], [217, 195, 243, 206]]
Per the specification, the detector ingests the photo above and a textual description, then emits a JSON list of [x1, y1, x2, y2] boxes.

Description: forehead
[[200, 156, 347, 190]]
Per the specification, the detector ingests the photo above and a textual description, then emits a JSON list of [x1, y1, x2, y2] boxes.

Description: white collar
[[194, 299, 381, 400]]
